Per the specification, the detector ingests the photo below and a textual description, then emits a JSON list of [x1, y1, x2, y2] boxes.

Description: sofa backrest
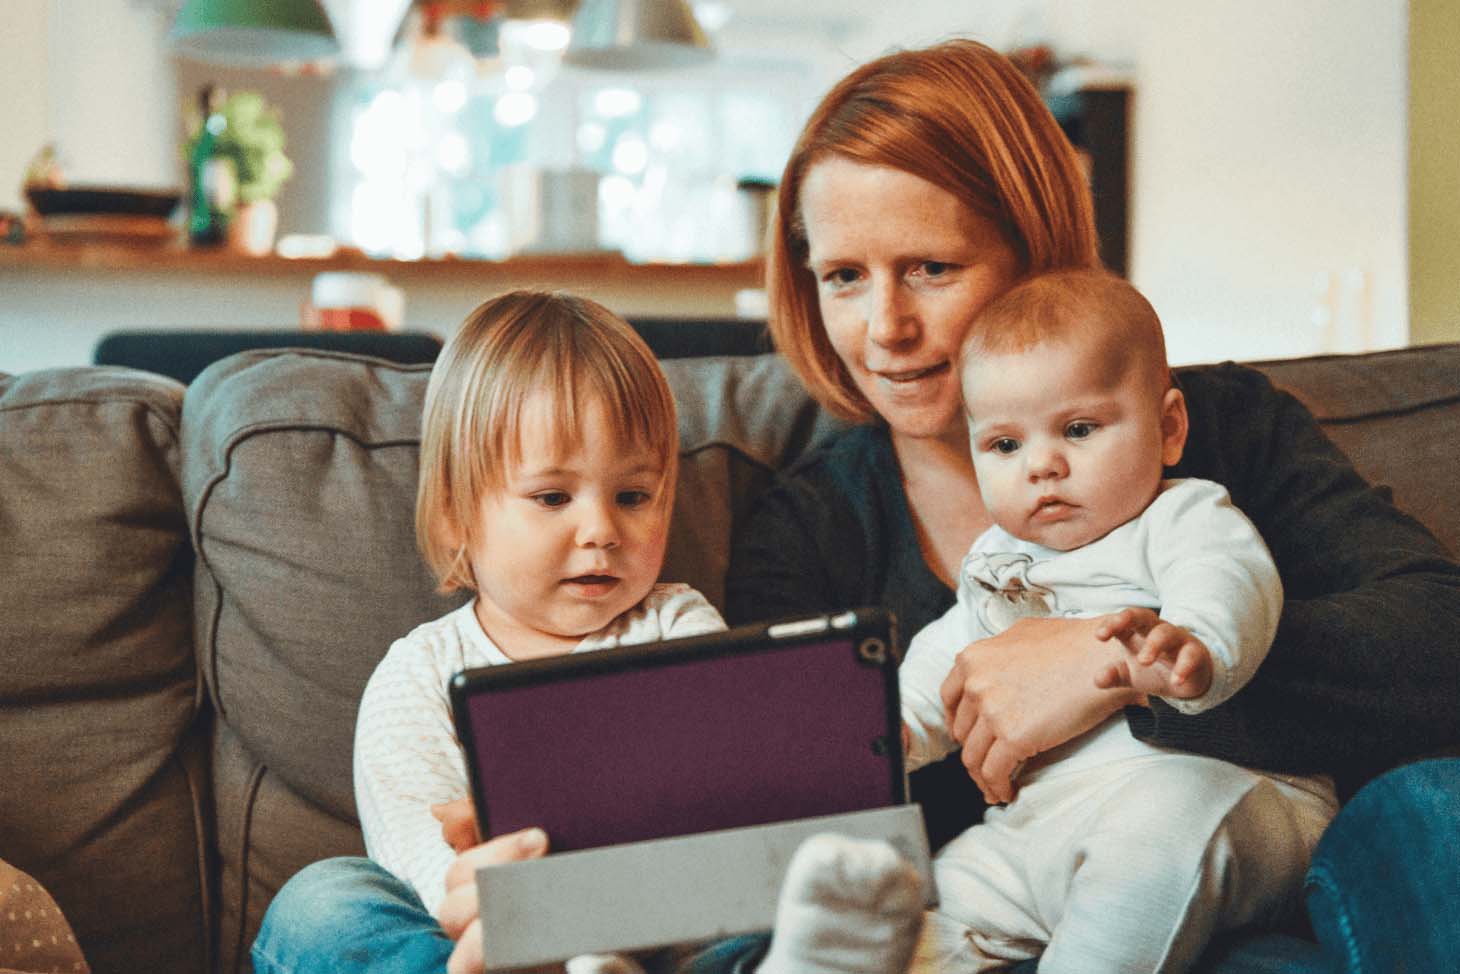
[[0, 367, 209, 974], [1247, 343, 1459, 555]]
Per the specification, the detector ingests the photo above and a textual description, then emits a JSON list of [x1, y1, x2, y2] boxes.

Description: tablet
[[449, 607, 905, 853]]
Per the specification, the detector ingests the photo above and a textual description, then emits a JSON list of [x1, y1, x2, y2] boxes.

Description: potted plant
[[183, 89, 293, 254]]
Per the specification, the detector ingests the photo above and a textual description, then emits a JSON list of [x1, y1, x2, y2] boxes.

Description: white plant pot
[[228, 199, 278, 257]]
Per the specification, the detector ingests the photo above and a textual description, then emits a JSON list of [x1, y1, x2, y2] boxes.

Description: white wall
[[1, 0, 52, 212], [1, 0, 181, 204]]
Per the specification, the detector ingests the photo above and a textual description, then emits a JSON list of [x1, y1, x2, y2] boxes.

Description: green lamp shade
[[171, 0, 339, 65], [565, 0, 712, 71]]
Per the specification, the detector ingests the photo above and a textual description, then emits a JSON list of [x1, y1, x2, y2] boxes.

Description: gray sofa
[[2, 341, 1457, 974]]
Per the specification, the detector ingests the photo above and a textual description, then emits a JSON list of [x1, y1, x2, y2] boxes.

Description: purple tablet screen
[[459, 634, 900, 852]]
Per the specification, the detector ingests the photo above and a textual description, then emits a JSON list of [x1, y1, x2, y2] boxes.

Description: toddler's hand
[[431, 798, 481, 853], [437, 827, 550, 974], [1092, 608, 1213, 700]]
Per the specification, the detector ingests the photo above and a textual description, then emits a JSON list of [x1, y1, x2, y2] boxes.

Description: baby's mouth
[[1032, 498, 1073, 520]]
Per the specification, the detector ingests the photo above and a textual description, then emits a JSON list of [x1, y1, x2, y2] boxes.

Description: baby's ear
[[1160, 386, 1189, 467]]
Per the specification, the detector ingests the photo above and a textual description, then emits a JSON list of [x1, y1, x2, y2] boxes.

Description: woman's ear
[[1160, 386, 1189, 467]]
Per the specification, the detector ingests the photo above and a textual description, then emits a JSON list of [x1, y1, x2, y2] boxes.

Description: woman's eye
[[1066, 422, 1096, 440], [920, 260, 954, 277], [534, 491, 570, 509], [991, 438, 1020, 455], [617, 490, 652, 508], [821, 267, 860, 288]]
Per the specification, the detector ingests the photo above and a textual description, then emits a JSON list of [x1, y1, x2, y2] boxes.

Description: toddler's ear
[[1160, 387, 1189, 467]]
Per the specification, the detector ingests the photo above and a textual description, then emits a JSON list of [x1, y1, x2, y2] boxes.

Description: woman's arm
[[1142, 364, 1460, 788]]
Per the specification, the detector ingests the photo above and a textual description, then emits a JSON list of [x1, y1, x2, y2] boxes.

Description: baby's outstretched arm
[[1092, 607, 1213, 700]]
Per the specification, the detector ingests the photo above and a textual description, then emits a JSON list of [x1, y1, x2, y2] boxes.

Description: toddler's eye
[[990, 438, 1020, 455], [1066, 422, 1096, 440], [617, 490, 652, 508], [534, 491, 570, 509]]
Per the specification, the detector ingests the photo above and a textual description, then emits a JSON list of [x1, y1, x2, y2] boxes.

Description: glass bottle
[[188, 85, 236, 247]]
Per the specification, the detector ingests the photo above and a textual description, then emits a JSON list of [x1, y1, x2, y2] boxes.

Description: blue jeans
[[1303, 757, 1460, 973], [254, 760, 1459, 974], [251, 858, 454, 974]]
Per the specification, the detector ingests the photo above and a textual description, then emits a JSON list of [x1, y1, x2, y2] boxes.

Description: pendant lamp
[[564, 0, 711, 70], [170, 0, 340, 66]]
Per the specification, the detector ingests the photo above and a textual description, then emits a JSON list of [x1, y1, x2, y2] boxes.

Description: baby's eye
[[990, 438, 1020, 455], [534, 491, 571, 509], [1065, 421, 1097, 440], [616, 490, 653, 509]]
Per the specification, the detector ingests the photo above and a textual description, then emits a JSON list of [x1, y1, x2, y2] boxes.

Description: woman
[[720, 35, 1460, 973]]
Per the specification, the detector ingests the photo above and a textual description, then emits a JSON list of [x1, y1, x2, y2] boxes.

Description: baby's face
[[465, 392, 671, 659], [962, 337, 1184, 550]]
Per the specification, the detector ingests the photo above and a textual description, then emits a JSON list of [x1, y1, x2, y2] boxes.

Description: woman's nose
[[866, 280, 918, 349]]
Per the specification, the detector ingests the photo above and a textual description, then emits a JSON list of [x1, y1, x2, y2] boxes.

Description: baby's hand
[[1091, 608, 1213, 700]]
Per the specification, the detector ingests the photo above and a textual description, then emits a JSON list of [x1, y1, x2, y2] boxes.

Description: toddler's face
[[465, 392, 671, 659], [962, 336, 1185, 550]]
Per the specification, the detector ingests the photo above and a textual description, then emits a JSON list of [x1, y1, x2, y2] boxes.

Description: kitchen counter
[[0, 242, 765, 374]]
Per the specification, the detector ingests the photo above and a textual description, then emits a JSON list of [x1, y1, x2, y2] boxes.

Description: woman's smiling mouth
[[873, 361, 950, 384]]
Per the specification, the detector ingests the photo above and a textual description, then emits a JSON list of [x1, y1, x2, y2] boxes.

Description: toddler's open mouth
[[566, 574, 616, 584]]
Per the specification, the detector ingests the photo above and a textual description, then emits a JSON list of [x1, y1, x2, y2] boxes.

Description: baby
[[899, 269, 1339, 973]]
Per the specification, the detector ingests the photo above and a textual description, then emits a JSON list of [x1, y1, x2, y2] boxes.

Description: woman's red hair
[[767, 39, 1102, 421]]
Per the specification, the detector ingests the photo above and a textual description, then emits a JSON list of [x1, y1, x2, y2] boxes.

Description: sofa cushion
[[1251, 342, 1460, 554], [182, 350, 459, 974], [0, 368, 208, 974]]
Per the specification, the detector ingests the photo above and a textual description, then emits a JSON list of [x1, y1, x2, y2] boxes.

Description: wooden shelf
[[0, 240, 765, 287]]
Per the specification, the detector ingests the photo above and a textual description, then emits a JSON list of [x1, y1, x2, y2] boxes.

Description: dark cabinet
[[1047, 80, 1131, 277]]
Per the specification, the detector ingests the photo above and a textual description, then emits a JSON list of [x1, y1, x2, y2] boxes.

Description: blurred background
[[2, 0, 1456, 374]]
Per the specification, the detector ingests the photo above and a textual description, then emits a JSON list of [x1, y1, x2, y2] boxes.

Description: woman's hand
[[435, 827, 549, 974], [939, 615, 1142, 805]]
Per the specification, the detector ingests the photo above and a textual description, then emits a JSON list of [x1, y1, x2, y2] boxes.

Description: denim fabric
[[251, 857, 453, 974], [1305, 758, 1460, 974], [677, 934, 770, 974]]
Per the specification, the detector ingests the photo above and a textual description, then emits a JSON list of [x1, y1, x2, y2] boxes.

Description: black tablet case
[[450, 608, 904, 853]]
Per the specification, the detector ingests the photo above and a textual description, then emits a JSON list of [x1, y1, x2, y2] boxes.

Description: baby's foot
[[757, 833, 926, 974], [566, 953, 648, 974]]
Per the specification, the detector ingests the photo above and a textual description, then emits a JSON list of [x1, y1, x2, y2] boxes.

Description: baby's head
[[958, 270, 1188, 551], [417, 291, 678, 656]]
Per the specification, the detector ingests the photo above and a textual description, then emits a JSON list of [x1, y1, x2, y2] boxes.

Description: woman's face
[[800, 157, 1020, 444]]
